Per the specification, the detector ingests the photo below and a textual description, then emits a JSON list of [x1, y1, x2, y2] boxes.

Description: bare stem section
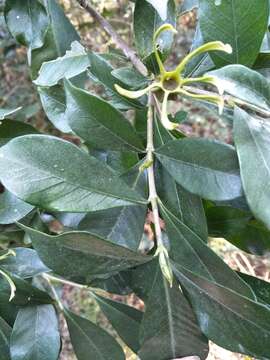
[[75, 0, 148, 76]]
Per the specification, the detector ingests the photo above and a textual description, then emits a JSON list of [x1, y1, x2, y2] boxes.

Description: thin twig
[[75, 0, 148, 76]]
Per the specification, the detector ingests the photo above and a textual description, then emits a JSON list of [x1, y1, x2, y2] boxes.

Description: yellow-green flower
[[0, 249, 16, 301], [115, 24, 232, 130]]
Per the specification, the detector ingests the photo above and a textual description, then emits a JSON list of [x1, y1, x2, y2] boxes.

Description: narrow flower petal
[[0, 249, 16, 261], [0, 269, 16, 301], [115, 82, 160, 99], [160, 91, 178, 130], [176, 41, 232, 75], [179, 88, 225, 115], [182, 75, 225, 95]]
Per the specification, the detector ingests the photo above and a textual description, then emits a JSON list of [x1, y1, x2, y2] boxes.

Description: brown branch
[[75, 0, 148, 76]]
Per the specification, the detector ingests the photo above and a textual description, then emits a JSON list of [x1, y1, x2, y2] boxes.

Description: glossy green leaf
[[0, 190, 34, 225], [64, 309, 125, 360], [134, 0, 176, 68], [35, 41, 90, 86], [173, 262, 270, 359], [65, 81, 144, 152], [0, 248, 49, 278], [0, 316, 11, 360], [0, 273, 53, 306], [0, 135, 146, 212], [160, 204, 254, 298], [156, 162, 208, 241], [90, 272, 132, 296], [206, 205, 252, 238], [38, 85, 71, 133], [88, 52, 144, 110], [78, 205, 146, 251], [0, 108, 22, 120], [208, 65, 270, 112], [10, 305, 60, 360], [156, 138, 243, 201], [4, 0, 49, 50], [94, 294, 142, 353], [0, 119, 38, 147], [31, 0, 80, 78], [111, 67, 149, 89], [238, 272, 270, 305], [199, 0, 269, 67], [22, 225, 151, 284], [139, 260, 209, 360], [234, 107, 270, 229]]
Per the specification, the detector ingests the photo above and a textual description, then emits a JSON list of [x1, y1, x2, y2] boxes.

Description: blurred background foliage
[[0, 1, 267, 359]]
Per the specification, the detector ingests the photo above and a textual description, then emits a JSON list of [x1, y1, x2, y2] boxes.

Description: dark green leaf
[[31, 0, 80, 78], [134, 0, 176, 70], [208, 65, 270, 112], [64, 309, 125, 360], [0, 316, 11, 360], [10, 305, 60, 360], [111, 66, 149, 89], [139, 260, 209, 360], [65, 80, 144, 152], [156, 138, 243, 201], [199, 0, 269, 67], [173, 262, 270, 359], [35, 41, 90, 86], [0, 190, 34, 225], [160, 204, 254, 298], [90, 272, 132, 296], [234, 107, 270, 229], [156, 162, 208, 240], [78, 205, 146, 251], [0, 119, 38, 147], [21, 225, 151, 284], [38, 85, 71, 133], [0, 135, 146, 212], [0, 273, 53, 306], [88, 52, 144, 109], [238, 272, 270, 305], [94, 294, 143, 353], [0, 248, 49, 278], [4, 0, 49, 50]]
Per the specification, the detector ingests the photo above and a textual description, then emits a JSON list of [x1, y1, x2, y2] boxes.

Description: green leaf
[[0, 135, 146, 212], [10, 305, 60, 360], [31, 0, 80, 78], [238, 272, 270, 305], [111, 67, 149, 89], [65, 81, 144, 152], [21, 225, 151, 284], [0, 248, 49, 278], [134, 0, 176, 69], [0, 119, 38, 147], [94, 294, 143, 353], [90, 272, 132, 296], [138, 260, 209, 360], [0, 316, 11, 360], [78, 206, 146, 251], [206, 205, 252, 238], [38, 85, 71, 133], [173, 262, 270, 359], [156, 138, 243, 201], [0, 190, 34, 225], [234, 107, 270, 229], [4, 0, 49, 50], [199, 0, 269, 67], [64, 309, 125, 360], [35, 41, 90, 86], [156, 162, 208, 241], [0, 273, 53, 306], [208, 65, 270, 112], [160, 204, 254, 298], [88, 52, 144, 110], [0, 108, 22, 121]]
